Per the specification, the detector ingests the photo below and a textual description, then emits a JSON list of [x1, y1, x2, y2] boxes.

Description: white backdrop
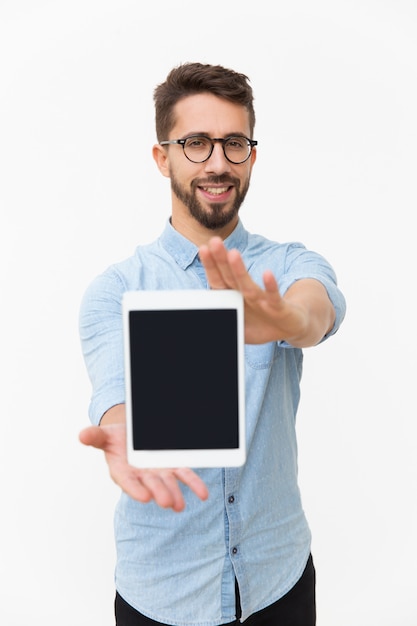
[[1, 1, 416, 624]]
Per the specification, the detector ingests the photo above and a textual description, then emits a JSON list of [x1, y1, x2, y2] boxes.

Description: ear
[[250, 145, 257, 167], [152, 144, 171, 178]]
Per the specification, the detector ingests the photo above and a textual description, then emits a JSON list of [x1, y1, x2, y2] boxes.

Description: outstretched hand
[[199, 237, 335, 347], [79, 423, 209, 512], [199, 237, 303, 344]]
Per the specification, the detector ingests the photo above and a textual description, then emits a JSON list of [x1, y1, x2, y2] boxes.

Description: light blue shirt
[[79, 219, 346, 625]]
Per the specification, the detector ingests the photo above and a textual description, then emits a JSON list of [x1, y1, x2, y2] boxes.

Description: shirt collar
[[159, 218, 249, 270]]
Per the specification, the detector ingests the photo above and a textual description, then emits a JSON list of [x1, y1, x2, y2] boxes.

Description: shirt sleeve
[[274, 243, 347, 345], [79, 268, 127, 425]]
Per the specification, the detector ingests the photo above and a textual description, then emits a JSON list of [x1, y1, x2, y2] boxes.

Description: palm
[[79, 423, 209, 511]]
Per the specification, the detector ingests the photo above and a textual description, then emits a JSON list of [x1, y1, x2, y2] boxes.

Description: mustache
[[192, 175, 239, 188]]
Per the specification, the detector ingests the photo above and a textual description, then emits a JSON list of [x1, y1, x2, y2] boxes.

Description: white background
[[1, 1, 416, 624]]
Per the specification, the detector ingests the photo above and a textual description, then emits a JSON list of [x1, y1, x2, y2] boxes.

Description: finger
[[139, 468, 209, 511], [226, 249, 263, 299], [262, 270, 280, 294], [206, 238, 239, 288], [228, 255, 282, 311], [173, 468, 209, 501], [117, 470, 154, 504], [139, 470, 186, 511], [79, 425, 107, 449], [79, 423, 126, 452], [198, 244, 227, 289]]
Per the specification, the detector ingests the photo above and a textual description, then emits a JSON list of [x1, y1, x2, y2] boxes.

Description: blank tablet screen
[[128, 308, 240, 451]]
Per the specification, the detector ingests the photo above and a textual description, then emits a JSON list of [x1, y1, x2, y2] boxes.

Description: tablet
[[122, 289, 246, 468]]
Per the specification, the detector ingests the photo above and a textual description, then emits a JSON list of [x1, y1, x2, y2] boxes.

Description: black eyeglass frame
[[159, 135, 258, 164]]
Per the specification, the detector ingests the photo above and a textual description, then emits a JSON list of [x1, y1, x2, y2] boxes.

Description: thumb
[[79, 425, 107, 450]]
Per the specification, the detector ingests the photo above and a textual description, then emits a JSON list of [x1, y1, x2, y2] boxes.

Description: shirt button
[[232, 547, 238, 555], [228, 495, 235, 504]]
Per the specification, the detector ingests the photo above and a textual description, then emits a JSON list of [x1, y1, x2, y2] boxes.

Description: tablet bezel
[[122, 289, 246, 468]]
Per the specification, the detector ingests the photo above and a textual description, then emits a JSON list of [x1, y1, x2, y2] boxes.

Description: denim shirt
[[79, 219, 346, 625]]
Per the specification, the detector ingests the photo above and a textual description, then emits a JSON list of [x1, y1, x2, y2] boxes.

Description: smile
[[200, 186, 231, 195]]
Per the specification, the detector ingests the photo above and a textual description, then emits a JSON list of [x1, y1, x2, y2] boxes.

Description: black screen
[[129, 309, 239, 450]]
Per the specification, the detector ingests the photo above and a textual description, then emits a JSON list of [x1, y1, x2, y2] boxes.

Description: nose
[[204, 142, 232, 175]]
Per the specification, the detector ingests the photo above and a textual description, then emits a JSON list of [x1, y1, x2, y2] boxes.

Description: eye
[[226, 137, 248, 150], [185, 136, 210, 150]]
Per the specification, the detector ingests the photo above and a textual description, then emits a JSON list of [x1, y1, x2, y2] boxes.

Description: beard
[[170, 172, 250, 230]]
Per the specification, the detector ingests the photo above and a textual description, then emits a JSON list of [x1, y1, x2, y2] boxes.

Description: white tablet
[[122, 289, 246, 468]]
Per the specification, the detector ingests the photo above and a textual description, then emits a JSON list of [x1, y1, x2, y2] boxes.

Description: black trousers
[[115, 554, 316, 626]]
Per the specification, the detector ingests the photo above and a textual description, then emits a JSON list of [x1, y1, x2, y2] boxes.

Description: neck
[[170, 213, 239, 246]]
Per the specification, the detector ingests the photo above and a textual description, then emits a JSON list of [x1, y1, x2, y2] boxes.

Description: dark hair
[[153, 62, 255, 141]]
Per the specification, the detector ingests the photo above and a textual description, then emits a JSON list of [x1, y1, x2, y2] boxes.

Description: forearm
[[281, 278, 336, 348]]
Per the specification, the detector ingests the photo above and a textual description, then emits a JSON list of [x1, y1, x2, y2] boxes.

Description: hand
[[79, 423, 209, 512], [199, 237, 335, 346], [199, 237, 301, 344]]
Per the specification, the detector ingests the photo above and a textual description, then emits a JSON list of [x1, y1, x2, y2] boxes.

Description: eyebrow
[[179, 132, 249, 139]]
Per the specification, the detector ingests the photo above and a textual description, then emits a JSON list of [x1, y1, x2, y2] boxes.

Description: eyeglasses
[[159, 135, 258, 164]]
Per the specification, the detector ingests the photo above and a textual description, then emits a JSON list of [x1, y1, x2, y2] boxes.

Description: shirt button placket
[[227, 493, 239, 558]]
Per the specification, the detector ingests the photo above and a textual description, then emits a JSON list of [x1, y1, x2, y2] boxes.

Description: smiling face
[[153, 93, 257, 244]]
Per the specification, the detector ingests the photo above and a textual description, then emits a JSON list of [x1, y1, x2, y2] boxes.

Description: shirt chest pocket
[[245, 342, 278, 369]]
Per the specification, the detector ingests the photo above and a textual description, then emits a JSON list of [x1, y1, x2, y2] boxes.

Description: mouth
[[200, 185, 231, 195], [197, 182, 235, 202]]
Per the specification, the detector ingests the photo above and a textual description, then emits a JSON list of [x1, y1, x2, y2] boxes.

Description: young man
[[79, 62, 346, 626]]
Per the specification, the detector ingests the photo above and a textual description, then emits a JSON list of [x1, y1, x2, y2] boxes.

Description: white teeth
[[203, 186, 229, 195]]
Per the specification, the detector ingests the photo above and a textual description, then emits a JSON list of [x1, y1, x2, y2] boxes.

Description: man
[[79, 62, 346, 626]]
